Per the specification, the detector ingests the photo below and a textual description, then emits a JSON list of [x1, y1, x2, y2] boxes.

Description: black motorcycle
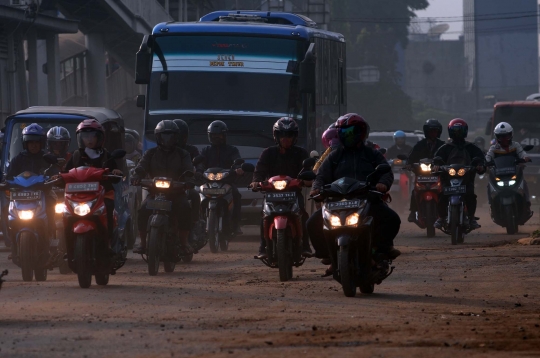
[[487, 145, 534, 234], [312, 164, 395, 297]]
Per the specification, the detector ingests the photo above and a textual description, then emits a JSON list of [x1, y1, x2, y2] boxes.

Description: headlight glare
[[55, 203, 65, 214], [509, 180, 516, 186], [346, 213, 360, 226], [420, 163, 431, 172], [19, 210, 34, 220], [497, 181, 504, 187], [74, 203, 91, 216], [457, 169, 466, 176], [205, 173, 215, 180], [448, 168, 456, 176], [155, 180, 171, 188], [330, 215, 341, 227], [273, 180, 288, 190]]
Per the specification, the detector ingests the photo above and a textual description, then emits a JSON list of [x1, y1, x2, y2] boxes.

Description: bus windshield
[[494, 105, 540, 151], [148, 35, 306, 116]]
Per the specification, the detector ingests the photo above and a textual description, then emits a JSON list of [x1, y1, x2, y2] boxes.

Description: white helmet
[[494, 122, 513, 145]]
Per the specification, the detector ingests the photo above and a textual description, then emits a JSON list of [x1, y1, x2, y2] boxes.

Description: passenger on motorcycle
[[386, 130, 413, 159], [198, 120, 243, 235], [310, 114, 401, 273], [474, 136, 486, 154], [433, 118, 485, 229], [250, 117, 312, 258], [486, 122, 532, 214], [65, 119, 123, 241], [406, 119, 445, 222], [45, 126, 72, 175], [132, 120, 193, 254], [125, 133, 141, 164]]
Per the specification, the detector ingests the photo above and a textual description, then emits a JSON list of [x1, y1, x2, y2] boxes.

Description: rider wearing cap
[[251, 117, 312, 258], [386, 130, 413, 159]]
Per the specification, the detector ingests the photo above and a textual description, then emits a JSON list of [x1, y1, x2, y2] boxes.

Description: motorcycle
[[193, 157, 254, 253], [252, 159, 316, 282], [312, 164, 395, 297], [433, 156, 483, 245], [401, 156, 442, 237], [0, 172, 57, 281], [50, 150, 127, 288], [487, 145, 534, 234], [387, 157, 412, 212]]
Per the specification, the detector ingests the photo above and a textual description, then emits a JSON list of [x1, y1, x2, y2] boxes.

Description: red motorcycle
[[52, 150, 126, 288], [252, 165, 315, 282], [404, 157, 441, 237]]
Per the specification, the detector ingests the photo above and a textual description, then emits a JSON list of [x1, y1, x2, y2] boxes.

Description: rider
[[474, 136, 486, 154], [310, 114, 401, 273], [433, 118, 486, 230], [386, 130, 413, 159], [65, 119, 124, 241], [45, 126, 72, 175], [485, 122, 532, 215], [132, 120, 193, 254], [406, 119, 445, 222], [125, 132, 141, 164], [250, 117, 311, 258], [199, 120, 243, 235]]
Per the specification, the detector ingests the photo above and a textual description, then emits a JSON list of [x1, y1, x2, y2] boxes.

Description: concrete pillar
[[85, 33, 108, 107], [16, 34, 29, 110], [6, 34, 17, 114], [46, 33, 61, 106], [27, 30, 39, 106]]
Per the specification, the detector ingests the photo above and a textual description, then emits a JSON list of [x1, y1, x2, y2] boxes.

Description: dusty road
[[1, 206, 540, 357]]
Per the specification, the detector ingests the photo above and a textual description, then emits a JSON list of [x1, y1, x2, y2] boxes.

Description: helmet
[[207, 120, 228, 145], [393, 130, 406, 145], [125, 133, 137, 153], [474, 136, 486, 149], [46, 126, 71, 156], [321, 127, 339, 149], [328, 123, 336, 130], [494, 122, 513, 146], [273, 117, 299, 146], [76, 119, 105, 149], [22, 123, 46, 150], [155, 120, 179, 151], [423, 118, 442, 138], [447, 118, 468, 141], [125, 128, 140, 142], [173, 119, 189, 146], [335, 113, 370, 148]]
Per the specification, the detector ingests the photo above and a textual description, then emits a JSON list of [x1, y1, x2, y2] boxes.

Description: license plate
[[326, 199, 361, 209], [10, 191, 41, 200], [66, 182, 99, 193], [495, 167, 516, 176], [146, 199, 172, 211], [417, 176, 439, 183], [202, 188, 227, 195], [444, 185, 466, 195], [266, 192, 296, 202]]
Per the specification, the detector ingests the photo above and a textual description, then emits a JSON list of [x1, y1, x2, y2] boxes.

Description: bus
[[134, 10, 346, 154]]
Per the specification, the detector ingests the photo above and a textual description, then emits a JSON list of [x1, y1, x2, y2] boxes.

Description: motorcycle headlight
[[204, 172, 227, 181], [330, 215, 341, 227], [511, 175, 517, 180], [497, 181, 505, 187], [55, 203, 66, 214], [448, 168, 456, 176], [509, 180, 516, 186], [18, 210, 35, 220], [420, 163, 431, 172], [495, 177, 501, 181], [273, 180, 288, 190], [457, 168, 466, 176], [346, 213, 360, 226], [155, 180, 171, 188], [74, 203, 91, 216]]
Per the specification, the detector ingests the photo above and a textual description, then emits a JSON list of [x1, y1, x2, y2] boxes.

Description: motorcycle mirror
[[233, 158, 245, 166], [298, 170, 316, 181], [302, 157, 317, 169], [378, 148, 387, 155], [43, 154, 58, 165], [241, 163, 255, 172], [433, 156, 444, 165], [192, 155, 205, 166], [397, 154, 408, 161], [375, 164, 391, 174], [523, 145, 534, 152], [110, 149, 126, 160]]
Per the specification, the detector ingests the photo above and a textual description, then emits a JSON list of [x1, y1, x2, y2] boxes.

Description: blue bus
[[135, 11, 347, 154]]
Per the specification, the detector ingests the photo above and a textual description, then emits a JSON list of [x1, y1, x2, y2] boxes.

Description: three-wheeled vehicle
[[0, 107, 137, 276]]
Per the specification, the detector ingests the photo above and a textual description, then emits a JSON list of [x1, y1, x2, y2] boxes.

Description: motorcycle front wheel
[[338, 246, 357, 297], [75, 234, 93, 288], [95, 273, 109, 285], [207, 210, 219, 253], [505, 205, 518, 235], [449, 206, 462, 245], [276, 229, 293, 282], [147, 227, 162, 276], [19, 231, 34, 282]]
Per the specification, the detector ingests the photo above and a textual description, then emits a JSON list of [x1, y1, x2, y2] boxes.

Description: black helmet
[[208, 120, 228, 145], [173, 119, 189, 146], [22, 123, 46, 150], [47, 126, 71, 156], [155, 120, 179, 151], [423, 118, 442, 138], [125, 128, 140, 142], [474, 136, 485, 149], [273, 117, 299, 145]]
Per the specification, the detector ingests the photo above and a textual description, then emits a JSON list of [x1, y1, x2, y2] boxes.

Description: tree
[[330, 0, 428, 129]]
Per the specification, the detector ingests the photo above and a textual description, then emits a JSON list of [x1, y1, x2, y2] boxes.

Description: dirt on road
[[1, 207, 540, 357]]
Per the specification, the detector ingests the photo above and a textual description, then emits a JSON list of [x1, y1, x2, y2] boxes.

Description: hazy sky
[[415, 0, 464, 40]]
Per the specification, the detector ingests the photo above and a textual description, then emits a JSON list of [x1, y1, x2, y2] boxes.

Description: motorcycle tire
[[126, 219, 136, 250], [164, 261, 176, 272], [219, 235, 229, 252], [18, 232, 35, 282], [57, 229, 71, 274], [75, 234, 93, 288], [358, 231, 374, 294], [207, 210, 219, 254], [95, 273, 109, 285], [426, 202, 436, 238], [147, 227, 161, 276], [338, 246, 357, 297], [34, 266, 47, 282], [450, 206, 461, 245], [181, 253, 194, 263], [276, 229, 292, 282], [505, 205, 518, 235]]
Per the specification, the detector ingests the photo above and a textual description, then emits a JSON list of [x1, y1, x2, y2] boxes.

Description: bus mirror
[[300, 43, 316, 94], [136, 95, 146, 109], [135, 35, 152, 84]]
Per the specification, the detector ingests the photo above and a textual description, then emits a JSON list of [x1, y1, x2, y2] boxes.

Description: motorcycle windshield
[[493, 156, 517, 176]]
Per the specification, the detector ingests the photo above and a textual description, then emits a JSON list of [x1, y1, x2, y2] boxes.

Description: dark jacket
[[6, 150, 49, 180], [178, 144, 204, 172], [386, 144, 413, 160], [407, 138, 445, 164], [253, 145, 309, 182], [135, 146, 192, 180], [199, 144, 241, 172], [65, 149, 119, 192], [314, 146, 394, 190], [434, 141, 485, 166]]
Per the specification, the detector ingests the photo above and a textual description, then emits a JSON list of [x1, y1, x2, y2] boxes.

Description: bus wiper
[[153, 42, 169, 100]]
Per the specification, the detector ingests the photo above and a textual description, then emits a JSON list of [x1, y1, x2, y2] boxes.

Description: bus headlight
[[18, 210, 35, 220]]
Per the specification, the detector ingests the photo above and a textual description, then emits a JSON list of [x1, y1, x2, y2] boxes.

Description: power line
[[332, 12, 539, 24]]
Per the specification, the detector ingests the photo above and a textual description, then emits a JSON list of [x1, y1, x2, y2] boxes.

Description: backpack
[[446, 143, 472, 165]]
